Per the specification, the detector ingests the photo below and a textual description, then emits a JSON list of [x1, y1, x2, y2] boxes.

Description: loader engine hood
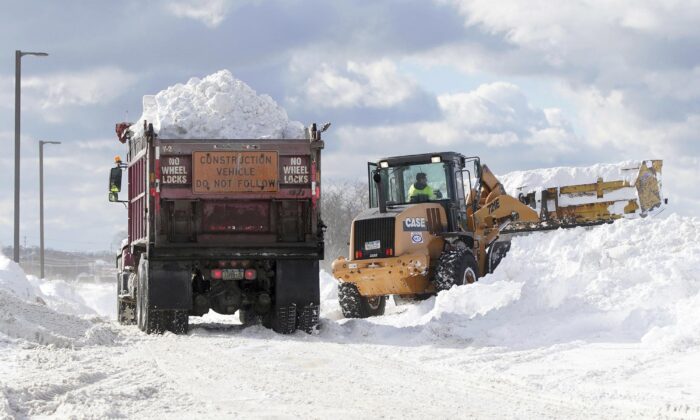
[[349, 203, 447, 261]]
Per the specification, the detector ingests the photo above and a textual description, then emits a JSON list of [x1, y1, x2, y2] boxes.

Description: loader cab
[[368, 152, 479, 232]]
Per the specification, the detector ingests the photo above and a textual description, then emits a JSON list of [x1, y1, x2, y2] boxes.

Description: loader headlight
[[379, 161, 389, 168], [431, 156, 442, 163]]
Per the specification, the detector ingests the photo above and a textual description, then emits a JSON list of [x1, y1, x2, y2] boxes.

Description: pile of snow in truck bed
[[131, 70, 305, 139]]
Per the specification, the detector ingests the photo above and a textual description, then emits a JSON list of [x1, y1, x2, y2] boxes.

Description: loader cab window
[[370, 162, 451, 207]]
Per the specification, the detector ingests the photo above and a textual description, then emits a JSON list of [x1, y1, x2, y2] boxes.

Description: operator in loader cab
[[408, 172, 437, 201]]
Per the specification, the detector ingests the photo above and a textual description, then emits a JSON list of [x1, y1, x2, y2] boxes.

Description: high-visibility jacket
[[408, 183, 435, 200]]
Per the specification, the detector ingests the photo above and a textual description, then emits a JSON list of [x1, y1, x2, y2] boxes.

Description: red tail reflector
[[355, 250, 363, 259], [211, 269, 223, 280], [244, 269, 257, 280], [385, 248, 393, 256]]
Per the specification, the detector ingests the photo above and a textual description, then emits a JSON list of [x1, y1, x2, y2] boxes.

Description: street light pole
[[14, 50, 48, 263], [39, 140, 61, 279]]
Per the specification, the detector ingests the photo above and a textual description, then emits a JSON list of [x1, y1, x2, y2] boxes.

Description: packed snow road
[[2, 215, 700, 419], [2, 313, 697, 419]]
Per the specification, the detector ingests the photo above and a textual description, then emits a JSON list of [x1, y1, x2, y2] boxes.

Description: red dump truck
[[109, 122, 327, 334]]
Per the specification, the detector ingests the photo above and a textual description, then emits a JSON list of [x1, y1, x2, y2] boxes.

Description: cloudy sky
[[1, 0, 699, 252]]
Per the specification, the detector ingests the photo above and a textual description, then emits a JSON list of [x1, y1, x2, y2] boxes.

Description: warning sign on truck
[[279, 155, 310, 185], [193, 151, 279, 193], [161, 156, 191, 185]]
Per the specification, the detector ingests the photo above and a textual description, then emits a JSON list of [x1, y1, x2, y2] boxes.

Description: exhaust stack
[[373, 170, 387, 214]]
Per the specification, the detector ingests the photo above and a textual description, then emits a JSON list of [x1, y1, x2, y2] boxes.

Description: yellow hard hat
[[115, 155, 122, 163]]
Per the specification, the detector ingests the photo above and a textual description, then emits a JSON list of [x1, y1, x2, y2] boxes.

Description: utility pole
[[14, 50, 48, 262]]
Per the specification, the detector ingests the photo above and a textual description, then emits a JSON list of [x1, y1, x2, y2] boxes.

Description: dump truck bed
[[126, 136, 323, 258]]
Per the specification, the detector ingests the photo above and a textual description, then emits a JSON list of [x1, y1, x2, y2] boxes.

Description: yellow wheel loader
[[331, 153, 664, 318]]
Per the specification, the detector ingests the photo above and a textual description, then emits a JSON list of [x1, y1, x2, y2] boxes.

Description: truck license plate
[[365, 240, 381, 250], [222, 269, 244, 280]]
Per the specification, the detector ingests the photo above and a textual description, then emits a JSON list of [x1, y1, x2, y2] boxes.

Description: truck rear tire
[[296, 304, 320, 333], [433, 248, 478, 292], [338, 282, 386, 318], [263, 304, 298, 334], [137, 267, 160, 334], [239, 308, 260, 327], [118, 298, 136, 325]]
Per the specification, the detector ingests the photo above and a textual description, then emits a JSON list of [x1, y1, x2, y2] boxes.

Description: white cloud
[[165, 0, 236, 28], [0, 137, 127, 250], [20, 67, 138, 110], [301, 60, 420, 108], [418, 0, 700, 215], [427, 82, 577, 149], [322, 82, 578, 178]]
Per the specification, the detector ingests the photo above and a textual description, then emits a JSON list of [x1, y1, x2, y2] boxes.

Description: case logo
[[403, 217, 427, 231]]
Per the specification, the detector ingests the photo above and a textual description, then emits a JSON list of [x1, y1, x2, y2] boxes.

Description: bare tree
[[321, 180, 368, 270]]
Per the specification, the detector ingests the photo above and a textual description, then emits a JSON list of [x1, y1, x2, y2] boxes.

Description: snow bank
[[0, 254, 43, 304], [26, 276, 100, 317], [320, 271, 341, 319], [0, 256, 116, 348], [498, 160, 643, 197], [131, 70, 305, 139], [395, 215, 700, 350]]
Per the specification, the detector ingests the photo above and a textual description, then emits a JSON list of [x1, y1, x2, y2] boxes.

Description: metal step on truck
[[109, 121, 328, 334]]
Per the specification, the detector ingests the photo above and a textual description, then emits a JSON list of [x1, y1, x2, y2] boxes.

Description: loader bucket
[[635, 160, 663, 213], [504, 160, 664, 229]]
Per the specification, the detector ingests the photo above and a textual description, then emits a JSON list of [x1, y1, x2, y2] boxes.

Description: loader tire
[[338, 282, 386, 318], [487, 240, 511, 273], [433, 248, 478, 292]]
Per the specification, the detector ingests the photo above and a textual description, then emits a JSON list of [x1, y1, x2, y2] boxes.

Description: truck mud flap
[[148, 261, 193, 311], [274, 259, 320, 308], [272, 260, 320, 333]]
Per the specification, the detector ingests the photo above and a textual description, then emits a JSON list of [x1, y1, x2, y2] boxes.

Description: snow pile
[[320, 271, 341, 319], [131, 70, 305, 139], [0, 255, 116, 348], [0, 254, 44, 304], [498, 160, 644, 197], [408, 214, 700, 350], [26, 277, 100, 317]]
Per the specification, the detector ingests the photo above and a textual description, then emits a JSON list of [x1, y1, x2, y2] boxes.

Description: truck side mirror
[[109, 192, 119, 202], [110, 167, 122, 193]]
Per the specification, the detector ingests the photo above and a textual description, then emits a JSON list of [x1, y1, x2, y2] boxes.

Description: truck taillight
[[355, 250, 363, 259], [385, 248, 393, 256], [211, 269, 223, 280], [244, 269, 257, 280]]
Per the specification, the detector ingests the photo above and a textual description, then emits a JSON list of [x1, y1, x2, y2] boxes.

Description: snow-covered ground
[[2, 215, 699, 419]]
